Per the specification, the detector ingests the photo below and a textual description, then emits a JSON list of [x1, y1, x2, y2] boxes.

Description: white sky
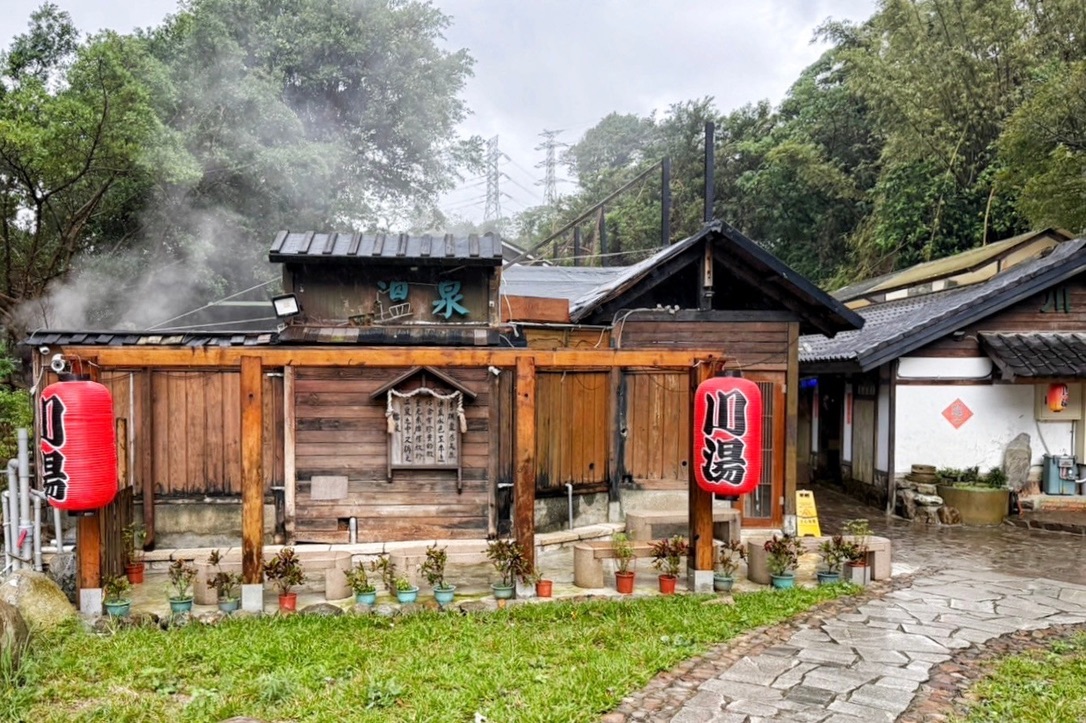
[[3, 0, 878, 224]]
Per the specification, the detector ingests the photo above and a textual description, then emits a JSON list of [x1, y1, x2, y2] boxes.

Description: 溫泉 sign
[[693, 376, 762, 495], [39, 380, 117, 511]]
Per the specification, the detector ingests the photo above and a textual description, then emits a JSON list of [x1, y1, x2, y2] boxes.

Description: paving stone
[[700, 679, 784, 701], [905, 651, 952, 664], [770, 661, 819, 690], [785, 685, 836, 706], [680, 690, 725, 710], [853, 660, 931, 683], [850, 645, 912, 664], [827, 698, 897, 721], [669, 708, 715, 723], [947, 598, 999, 615], [715, 654, 796, 684], [800, 668, 876, 694], [796, 645, 859, 667], [847, 682, 918, 712], [724, 699, 782, 717], [873, 675, 921, 691]]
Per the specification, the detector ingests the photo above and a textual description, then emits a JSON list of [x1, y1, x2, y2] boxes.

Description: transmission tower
[[535, 129, 566, 205], [484, 136, 503, 222]]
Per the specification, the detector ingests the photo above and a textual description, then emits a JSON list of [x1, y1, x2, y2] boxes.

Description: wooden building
[[27, 221, 860, 576]]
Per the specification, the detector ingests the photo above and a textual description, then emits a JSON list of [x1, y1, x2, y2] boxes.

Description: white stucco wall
[[894, 384, 1073, 475], [842, 382, 853, 462], [877, 383, 890, 471]]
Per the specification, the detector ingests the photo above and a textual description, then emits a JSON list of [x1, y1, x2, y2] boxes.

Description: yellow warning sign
[[796, 490, 821, 537]]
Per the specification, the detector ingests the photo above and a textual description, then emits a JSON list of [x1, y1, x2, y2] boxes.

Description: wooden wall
[[620, 320, 788, 370], [623, 371, 690, 489], [100, 370, 283, 498], [534, 371, 610, 493], [292, 367, 491, 542]]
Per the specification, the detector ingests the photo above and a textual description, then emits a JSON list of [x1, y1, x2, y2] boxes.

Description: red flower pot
[[658, 574, 677, 595], [535, 579, 553, 598], [278, 592, 298, 612], [615, 571, 635, 594], [124, 562, 144, 585]]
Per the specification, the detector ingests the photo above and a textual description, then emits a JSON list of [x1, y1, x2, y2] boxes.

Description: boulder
[[899, 489, 918, 520], [0, 571, 75, 631], [914, 494, 944, 507], [939, 506, 963, 525], [300, 602, 343, 617], [0, 600, 29, 668], [373, 603, 399, 618], [914, 506, 941, 525], [1003, 433, 1032, 491], [45, 551, 77, 604], [916, 483, 938, 496]]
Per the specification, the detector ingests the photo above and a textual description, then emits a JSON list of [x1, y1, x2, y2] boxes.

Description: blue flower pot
[[433, 585, 456, 605], [770, 573, 795, 590], [355, 590, 377, 606], [104, 600, 131, 618], [218, 598, 240, 613], [817, 571, 841, 586], [169, 597, 194, 614], [395, 586, 419, 604], [713, 574, 735, 592], [491, 583, 515, 600]]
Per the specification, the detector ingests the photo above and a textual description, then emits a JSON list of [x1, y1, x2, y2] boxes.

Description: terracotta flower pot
[[615, 571, 635, 594], [658, 574, 677, 595], [124, 562, 144, 585], [535, 579, 553, 598], [278, 592, 298, 612]]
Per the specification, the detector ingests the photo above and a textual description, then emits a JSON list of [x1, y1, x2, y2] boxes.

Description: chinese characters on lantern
[[40, 395, 69, 501], [692, 376, 763, 495]]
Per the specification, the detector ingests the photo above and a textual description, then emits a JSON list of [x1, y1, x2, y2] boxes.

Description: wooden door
[[740, 375, 785, 528]]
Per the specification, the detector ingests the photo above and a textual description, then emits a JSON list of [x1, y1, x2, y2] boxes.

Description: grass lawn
[[1, 585, 852, 722], [959, 633, 1086, 723]]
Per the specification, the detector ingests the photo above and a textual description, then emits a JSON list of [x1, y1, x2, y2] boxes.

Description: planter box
[[937, 485, 1010, 526], [843, 562, 870, 586]]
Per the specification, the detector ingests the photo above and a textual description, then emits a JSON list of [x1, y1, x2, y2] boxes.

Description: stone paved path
[[667, 569, 1086, 722]]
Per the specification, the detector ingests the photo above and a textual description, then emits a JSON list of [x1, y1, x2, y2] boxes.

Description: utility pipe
[[348, 517, 357, 545], [565, 483, 574, 530], [5, 460, 17, 570], [53, 505, 63, 551], [17, 429, 31, 569], [32, 495, 42, 571], [1, 489, 11, 571]]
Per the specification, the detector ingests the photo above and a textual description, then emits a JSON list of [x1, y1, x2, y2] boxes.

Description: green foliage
[[611, 532, 635, 574], [344, 561, 375, 595], [1, 585, 852, 721], [762, 535, 803, 576], [262, 547, 306, 595], [485, 538, 533, 587], [817, 535, 850, 574], [0, 387, 31, 465], [714, 539, 746, 578], [419, 543, 450, 590], [650, 535, 688, 578], [102, 574, 129, 604], [207, 549, 242, 601], [371, 554, 396, 593], [167, 560, 197, 600]]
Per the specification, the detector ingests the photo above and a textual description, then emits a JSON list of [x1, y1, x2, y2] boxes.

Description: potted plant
[[486, 538, 532, 600], [816, 535, 849, 585], [842, 519, 871, 585], [264, 547, 306, 612], [420, 543, 456, 605], [345, 560, 377, 606], [167, 559, 198, 613], [103, 574, 131, 617], [207, 549, 242, 612], [612, 531, 636, 594], [372, 553, 397, 593], [714, 539, 745, 592], [393, 574, 419, 604], [650, 535, 688, 595], [122, 522, 145, 584], [763, 534, 803, 589], [531, 566, 553, 598]]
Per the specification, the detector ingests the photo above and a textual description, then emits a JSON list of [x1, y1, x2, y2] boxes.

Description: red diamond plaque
[[942, 398, 973, 429]]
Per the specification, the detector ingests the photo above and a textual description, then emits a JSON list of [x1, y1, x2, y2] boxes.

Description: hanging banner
[[693, 376, 762, 495]]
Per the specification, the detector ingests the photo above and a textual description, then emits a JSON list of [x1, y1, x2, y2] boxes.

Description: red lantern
[[693, 376, 763, 495], [39, 380, 117, 511], [1047, 383, 1069, 413]]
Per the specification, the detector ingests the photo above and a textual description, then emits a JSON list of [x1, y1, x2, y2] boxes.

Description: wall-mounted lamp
[[271, 293, 302, 319]]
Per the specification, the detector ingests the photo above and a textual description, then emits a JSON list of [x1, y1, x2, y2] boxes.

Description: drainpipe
[[53, 504, 64, 551], [32, 495, 42, 571], [5, 460, 17, 570], [17, 429, 31, 568], [565, 483, 574, 530], [348, 517, 357, 545]]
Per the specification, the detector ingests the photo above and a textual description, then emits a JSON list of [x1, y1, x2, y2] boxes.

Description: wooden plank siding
[[292, 366, 492, 543], [622, 372, 690, 489], [620, 320, 788, 370], [534, 371, 610, 493]]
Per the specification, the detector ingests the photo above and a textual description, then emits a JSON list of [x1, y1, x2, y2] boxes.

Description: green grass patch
[[959, 633, 1086, 723], [2, 585, 852, 722]]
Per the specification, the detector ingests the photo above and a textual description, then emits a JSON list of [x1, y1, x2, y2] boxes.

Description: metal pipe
[[5, 460, 17, 569], [17, 429, 31, 568], [1, 489, 11, 571], [53, 505, 63, 550], [703, 121, 715, 223], [565, 483, 574, 530], [32, 495, 42, 571], [348, 517, 357, 545]]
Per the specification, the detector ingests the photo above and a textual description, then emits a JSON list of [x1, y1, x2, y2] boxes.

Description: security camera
[[49, 354, 66, 374], [38, 346, 50, 356]]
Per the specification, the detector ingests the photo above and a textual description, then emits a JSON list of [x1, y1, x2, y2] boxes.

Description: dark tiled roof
[[980, 333, 1086, 379], [269, 231, 503, 265], [25, 331, 276, 348], [800, 239, 1086, 371]]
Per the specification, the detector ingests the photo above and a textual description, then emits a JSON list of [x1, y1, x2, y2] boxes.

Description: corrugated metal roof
[[800, 238, 1086, 370], [980, 333, 1086, 379], [24, 331, 276, 348], [269, 231, 503, 265], [501, 266, 625, 302]]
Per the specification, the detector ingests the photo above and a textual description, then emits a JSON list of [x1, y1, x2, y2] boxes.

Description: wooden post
[[240, 356, 264, 584], [487, 371, 501, 536], [77, 355, 102, 596], [785, 322, 799, 521], [689, 361, 714, 574], [283, 365, 296, 542], [139, 370, 155, 549], [116, 418, 128, 490], [514, 356, 536, 570]]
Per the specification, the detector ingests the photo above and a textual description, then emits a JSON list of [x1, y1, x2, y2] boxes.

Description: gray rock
[[45, 551, 77, 604], [916, 483, 938, 496], [939, 506, 962, 525], [351, 603, 373, 616], [457, 600, 493, 614], [914, 494, 944, 507], [163, 612, 194, 629], [198, 611, 226, 625], [0, 599, 29, 668], [914, 506, 941, 525], [229, 610, 262, 620], [0, 570, 75, 631], [1004, 433, 1032, 491], [896, 477, 916, 491], [899, 489, 917, 519], [300, 602, 344, 617], [373, 603, 399, 618]]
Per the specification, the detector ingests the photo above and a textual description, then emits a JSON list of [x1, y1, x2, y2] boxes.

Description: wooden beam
[[77, 515, 101, 591], [283, 365, 297, 543], [700, 241, 714, 310], [116, 418, 128, 490], [487, 371, 500, 537], [88, 347, 720, 370], [138, 370, 155, 549], [688, 361, 714, 572], [240, 356, 264, 585], [514, 356, 536, 570], [785, 322, 799, 518], [608, 367, 623, 503]]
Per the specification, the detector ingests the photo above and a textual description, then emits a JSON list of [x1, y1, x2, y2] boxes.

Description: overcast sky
[[3, 0, 878, 223]]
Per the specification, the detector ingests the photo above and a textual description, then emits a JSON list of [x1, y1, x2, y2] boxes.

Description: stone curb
[[899, 621, 1086, 723], [601, 571, 930, 722]]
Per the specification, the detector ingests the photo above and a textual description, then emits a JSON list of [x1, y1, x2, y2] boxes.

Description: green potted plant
[[611, 531, 636, 594], [650, 535, 688, 595], [393, 574, 419, 604], [530, 565, 553, 598], [167, 559, 197, 613], [207, 549, 242, 613], [264, 547, 306, 612], [372, 554, 397, 594], [345, 561, 377, 606], [486, 538, 532, 600], [714, 539, 745, 592], [420, 543, 456, 605], [763, 535, 803, 589], [842, 519, 871, 585], [816, 535, 849, 585], [103, 574, 131, 617], [122, 522, 145, 584]]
